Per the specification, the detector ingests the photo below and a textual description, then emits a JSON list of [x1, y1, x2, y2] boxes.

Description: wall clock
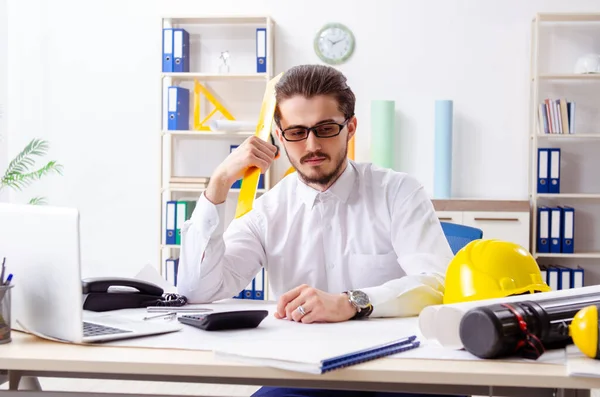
[[314, 23, 355, 65]]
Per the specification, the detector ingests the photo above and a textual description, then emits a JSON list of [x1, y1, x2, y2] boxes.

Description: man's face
[[276, 95, 356, 188]]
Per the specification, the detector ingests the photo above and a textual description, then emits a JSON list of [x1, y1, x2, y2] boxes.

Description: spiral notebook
[[215, 335, 420, 374]]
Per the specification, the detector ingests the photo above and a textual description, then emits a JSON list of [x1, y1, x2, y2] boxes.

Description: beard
[[285, 141, 348, 187]]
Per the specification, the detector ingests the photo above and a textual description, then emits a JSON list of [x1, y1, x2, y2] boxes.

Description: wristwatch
[[344, 290, 373, 319]]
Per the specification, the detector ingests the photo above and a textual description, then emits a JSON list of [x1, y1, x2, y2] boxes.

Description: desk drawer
[[463, 211, 530, 250], [436, 211, 463, 224]]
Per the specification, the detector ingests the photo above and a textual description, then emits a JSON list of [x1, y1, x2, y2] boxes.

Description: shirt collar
[[295, 160, 356, 208]]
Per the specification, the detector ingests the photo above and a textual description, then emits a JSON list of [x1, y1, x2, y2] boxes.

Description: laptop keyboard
[[83, 321, 132, 337]]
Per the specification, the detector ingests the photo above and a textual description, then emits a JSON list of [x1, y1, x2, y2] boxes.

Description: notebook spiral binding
[[321, 336, 420, 373]]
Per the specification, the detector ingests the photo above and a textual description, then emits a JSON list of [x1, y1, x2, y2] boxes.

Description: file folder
[[558, 266, 571, 290], [173, 28, 190, 73], [165, 258, 178, 286], [537, 206, 550, 253], [561, 206, 574, 254], [537, 148, 549, 193], [243, 279, 255, 299], [167, 86, 190, 130], [547, 267, 559, 290], [256, 28, 266, 73], [549, 148, 561, 194], [550, 207, 562, 253], [253, 268, 264, 300], [540, 265, 548, 285], [165, 200, 177, 245], [572, 267, 584, 288], [162, 28, 174, 72]]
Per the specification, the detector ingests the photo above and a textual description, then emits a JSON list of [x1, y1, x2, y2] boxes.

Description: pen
[[4, 274, 12, 286], [0, 257, 5, 284]]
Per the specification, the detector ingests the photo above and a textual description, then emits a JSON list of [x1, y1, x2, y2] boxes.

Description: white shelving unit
[[529, 13, 600, 285], [158, 15, 275, 294]]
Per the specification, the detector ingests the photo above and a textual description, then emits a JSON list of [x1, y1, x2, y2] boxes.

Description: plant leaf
[[28, 196, 47, 205], [2, 138, 50, 180], [1, 160, 63, 191]]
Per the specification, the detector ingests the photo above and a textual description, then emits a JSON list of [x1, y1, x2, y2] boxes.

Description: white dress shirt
[[177, 160, 454, 318]]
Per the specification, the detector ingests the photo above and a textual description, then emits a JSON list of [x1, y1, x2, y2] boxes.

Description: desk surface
[[1, 330, 599, 393]]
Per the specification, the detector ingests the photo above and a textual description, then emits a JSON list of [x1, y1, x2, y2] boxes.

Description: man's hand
[[205, 136, 278, 204], [274, 284, 357, 324]]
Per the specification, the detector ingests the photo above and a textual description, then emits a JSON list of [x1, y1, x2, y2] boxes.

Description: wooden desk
[[0, 331, 594, 397]]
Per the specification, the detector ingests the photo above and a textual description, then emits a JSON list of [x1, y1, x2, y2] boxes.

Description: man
[[177, 64, 456, 397]]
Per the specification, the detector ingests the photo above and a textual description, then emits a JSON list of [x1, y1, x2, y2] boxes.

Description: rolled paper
[[434, 100, 453, 199], [370, 100, 395, 169], [208, 119, 257, 133]]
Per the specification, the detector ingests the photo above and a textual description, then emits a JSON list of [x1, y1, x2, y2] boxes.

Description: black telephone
[[82, 277, 187, 312]]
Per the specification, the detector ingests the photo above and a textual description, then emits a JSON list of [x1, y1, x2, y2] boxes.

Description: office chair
[[440, 221, 483, 255]]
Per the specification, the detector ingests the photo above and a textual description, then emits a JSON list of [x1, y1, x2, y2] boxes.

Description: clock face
[[314, 23, 355, 65]]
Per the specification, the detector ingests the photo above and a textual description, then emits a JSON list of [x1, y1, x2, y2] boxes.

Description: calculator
[[177, 310, 269, 331]]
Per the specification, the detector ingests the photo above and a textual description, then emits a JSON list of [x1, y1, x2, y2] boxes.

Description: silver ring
[[297, 305, 306, 316]]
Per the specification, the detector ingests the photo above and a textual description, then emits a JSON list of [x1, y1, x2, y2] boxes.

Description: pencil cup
[[0, 284, 13, 344]]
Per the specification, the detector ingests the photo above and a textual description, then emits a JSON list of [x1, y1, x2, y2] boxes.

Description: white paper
[[566, 344, 600, 377], [418, 285, 600, 350], [208, 119, 256, 133], [133, 263, 176, 294]]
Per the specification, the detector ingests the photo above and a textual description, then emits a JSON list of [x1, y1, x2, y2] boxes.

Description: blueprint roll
[[370, 100, 395, 169], [434, 100, 453, 199]]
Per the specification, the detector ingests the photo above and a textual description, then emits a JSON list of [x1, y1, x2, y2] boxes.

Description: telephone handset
[[82, 277, 187, 312]]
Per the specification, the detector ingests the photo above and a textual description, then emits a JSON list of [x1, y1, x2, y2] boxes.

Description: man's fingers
[[276, 284, 307, 317], [290, 297, 315, 322]]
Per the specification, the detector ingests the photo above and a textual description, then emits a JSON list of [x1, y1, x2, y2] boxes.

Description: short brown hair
[[274, 64, 355, 127]]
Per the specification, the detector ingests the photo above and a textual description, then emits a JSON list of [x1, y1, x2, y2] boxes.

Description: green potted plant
[[0, 138, 63, 205]]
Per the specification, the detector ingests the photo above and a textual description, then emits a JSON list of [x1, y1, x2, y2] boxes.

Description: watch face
[[351, 290, 370, 308], [314, 23, 355, 65]]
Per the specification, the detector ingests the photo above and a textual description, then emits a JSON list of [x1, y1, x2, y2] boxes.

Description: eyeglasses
[[280, 118, 351, 142]]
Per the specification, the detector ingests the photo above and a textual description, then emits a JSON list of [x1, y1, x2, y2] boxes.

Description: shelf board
[[162, 72, 269, 81], [536, 13, 600, 23], [535, 133, 600, 140], [535, 252, 600, 259], [163, 130, 254, 138], [536, 193, 600, 199], [164, 15, 270, 25], [537, 74, 600, 81], [162, 244, 181, 249], [163, 186, 266, 193]]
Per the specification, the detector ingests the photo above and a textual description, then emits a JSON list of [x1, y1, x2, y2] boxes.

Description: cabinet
[[158, 15, 276, 296], [528, 13, 600, 287], [433, 200, 530, 251]]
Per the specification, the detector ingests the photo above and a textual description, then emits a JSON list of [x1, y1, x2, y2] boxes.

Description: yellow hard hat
[[443, 239, 551, 305], [570, 305, 599, 359]]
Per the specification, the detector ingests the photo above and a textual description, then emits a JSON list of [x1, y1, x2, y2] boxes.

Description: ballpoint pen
[[143, 312, 176, 321], [4, 274, 12, 286], [0, 257, 5, 285]]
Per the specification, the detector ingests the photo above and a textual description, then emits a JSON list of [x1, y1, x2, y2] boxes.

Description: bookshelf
[[529, 13, 600, 288], [159, 15, 275, 299]]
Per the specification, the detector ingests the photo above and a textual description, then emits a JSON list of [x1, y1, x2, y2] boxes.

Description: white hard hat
[[574, 53, 600, 74]]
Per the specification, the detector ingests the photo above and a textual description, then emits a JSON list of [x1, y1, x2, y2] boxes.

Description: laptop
[[0, 202, 182, 343]]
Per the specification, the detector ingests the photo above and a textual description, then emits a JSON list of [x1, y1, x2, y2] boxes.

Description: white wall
[[0, 0, 7, 202], [5, 0, 600, 278]]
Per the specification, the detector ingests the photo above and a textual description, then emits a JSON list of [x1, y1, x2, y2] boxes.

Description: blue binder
[[165, 257, 179, 286], [243, 278, 255, 299], [162, 28, 174, 72], [165, 200, 177, 245], [256, 28, 266, 73], [561, 206, 575, 253], [167, 86, 190, 130], [572, 267, 584, 288], [548, 148, 561, 193], [537, 206, 550, 253], [549, 207, 562, 253], [173, 28, 190, 73], [537, 148, 549, 193], [253, 268, 265, 300]]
